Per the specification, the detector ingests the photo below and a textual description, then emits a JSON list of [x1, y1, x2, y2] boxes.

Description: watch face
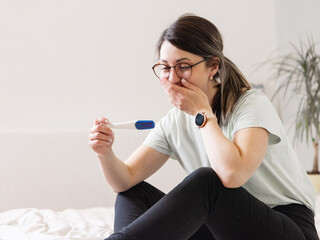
[[195, 113, 205, 126]]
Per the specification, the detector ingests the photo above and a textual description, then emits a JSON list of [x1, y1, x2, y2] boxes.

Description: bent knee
[[192, 167, 215, 175], [191, 167, 217, 178], [187, 167, 221, 185]]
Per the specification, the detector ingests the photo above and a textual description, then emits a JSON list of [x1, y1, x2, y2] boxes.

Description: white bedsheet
[[0, 207, 114, 240], [0, 197, 319, 240]]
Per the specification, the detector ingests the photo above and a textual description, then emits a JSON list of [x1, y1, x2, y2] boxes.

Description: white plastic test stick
[[105, 121, 137, 130], [105, 120, 155, 130]]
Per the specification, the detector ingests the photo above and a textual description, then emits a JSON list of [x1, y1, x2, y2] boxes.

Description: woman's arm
[[160, 79, 269, 188], [89, 116, 170, 193], [98, 145, 170, 193], [199, 117, 268, 188]]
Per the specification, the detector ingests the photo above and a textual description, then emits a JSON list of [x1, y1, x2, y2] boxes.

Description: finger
[[89, 135, 114, 148], [160, 78, 182, 96], [88, 132, 114, 143], [180, 79, 199, 92], [88, 139, 109, 148], [161, 78, 182, 89], [88, 132, 113, 142], [89, 124, 114, 135], [94, 116, 110, 126], [159, 78, 170, 91]]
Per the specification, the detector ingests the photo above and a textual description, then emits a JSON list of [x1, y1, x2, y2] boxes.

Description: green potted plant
[[269, 36, 320, 190]]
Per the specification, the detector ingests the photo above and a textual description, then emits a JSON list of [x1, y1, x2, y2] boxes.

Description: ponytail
[[213, 57, 251, 124]]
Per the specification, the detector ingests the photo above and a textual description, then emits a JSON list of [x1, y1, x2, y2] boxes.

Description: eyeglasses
[[152, 58, 211, 80]]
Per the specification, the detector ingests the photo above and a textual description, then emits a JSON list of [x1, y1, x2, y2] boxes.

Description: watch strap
[[196, 112, 217, 128]]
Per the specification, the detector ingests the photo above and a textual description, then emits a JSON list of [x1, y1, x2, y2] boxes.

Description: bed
[[0, 207, 114, 240]]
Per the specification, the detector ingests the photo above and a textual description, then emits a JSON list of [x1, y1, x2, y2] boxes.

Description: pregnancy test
[[105, 120, 155, 130]]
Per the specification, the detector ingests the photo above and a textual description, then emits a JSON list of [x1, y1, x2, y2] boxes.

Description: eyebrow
[[160, 57, 191, 63]]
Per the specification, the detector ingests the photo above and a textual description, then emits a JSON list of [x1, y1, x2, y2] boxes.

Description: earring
[[209, 76, 214, 80]]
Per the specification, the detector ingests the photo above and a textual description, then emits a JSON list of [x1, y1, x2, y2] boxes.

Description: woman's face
[[159, 40, 217, 94]]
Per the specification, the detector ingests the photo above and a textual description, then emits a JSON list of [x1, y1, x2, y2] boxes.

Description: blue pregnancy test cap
[[135, 120, 155, 130]]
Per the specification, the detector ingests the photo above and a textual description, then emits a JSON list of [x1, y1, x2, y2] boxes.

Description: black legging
[[106, 167, 319, 240]]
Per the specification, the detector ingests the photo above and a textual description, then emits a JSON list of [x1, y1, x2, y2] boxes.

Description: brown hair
[[157, 14, 251, 124]]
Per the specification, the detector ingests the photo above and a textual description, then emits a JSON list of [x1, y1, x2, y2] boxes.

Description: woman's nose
[[168, 68, 181, 83]]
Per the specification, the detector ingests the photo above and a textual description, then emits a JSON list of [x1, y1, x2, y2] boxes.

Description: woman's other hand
[[88, 116, 115, 157], [160, 78, 212, 116]]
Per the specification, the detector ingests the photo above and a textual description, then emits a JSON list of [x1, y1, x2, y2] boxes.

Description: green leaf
[[267, 36, 320, 146]]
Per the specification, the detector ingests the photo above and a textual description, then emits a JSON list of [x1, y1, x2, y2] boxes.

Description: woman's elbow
[[219, 171, 247, 189], [113, 188, 121, 194], [112, 185, 131, 194], [111, 184, 131, 194]]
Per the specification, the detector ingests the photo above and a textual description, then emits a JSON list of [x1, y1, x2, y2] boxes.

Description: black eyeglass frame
[[152, 57, 211, 80]]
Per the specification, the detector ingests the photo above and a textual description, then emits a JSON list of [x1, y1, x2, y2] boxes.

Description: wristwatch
[[195, 112, 217, 128]]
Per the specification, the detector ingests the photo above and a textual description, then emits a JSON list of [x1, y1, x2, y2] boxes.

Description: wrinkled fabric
[[0, 207, 114, 240]]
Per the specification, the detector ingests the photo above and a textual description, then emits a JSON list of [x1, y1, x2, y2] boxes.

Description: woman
[[88, 14, 318, 240]]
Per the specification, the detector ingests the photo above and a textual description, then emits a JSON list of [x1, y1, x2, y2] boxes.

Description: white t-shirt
[[143, 89, 315, 213]]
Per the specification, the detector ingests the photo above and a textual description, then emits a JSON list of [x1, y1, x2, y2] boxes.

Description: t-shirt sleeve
[[231, 92, 281, 145], [143, 113, 172, 156]]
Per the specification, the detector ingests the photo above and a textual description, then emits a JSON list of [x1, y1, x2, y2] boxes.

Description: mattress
[[0, 198, 319, 240], [0, 207, 114, 240]]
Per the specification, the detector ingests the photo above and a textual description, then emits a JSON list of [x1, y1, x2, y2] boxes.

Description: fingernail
[[181, 79, 187, 84], [105, 120, 109, 124], [111, 131, 114, 136]]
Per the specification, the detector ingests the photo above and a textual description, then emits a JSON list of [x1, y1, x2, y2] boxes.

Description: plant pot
[[308, 174, 320, 193]]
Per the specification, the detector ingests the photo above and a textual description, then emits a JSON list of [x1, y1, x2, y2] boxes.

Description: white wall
[[0, 131, 187, 211], [0, 0, 279, 211], [0, 0, 277, 132]]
